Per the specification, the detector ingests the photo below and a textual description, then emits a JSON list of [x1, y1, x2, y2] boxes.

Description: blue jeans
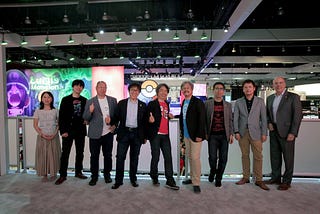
[[149, 134, 174, 183], [89, 132, 114, 179], [115, 130, 141, 184], [208, 134, 229, 181]]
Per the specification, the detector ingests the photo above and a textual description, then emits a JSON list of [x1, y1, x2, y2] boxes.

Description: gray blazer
[[83, 95, 118, 139], [204, 99, 233, 141], [233, 96, 267, 141], [266, 90, 302, 138]]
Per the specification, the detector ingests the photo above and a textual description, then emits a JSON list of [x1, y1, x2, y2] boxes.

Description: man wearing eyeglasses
[[204, 82, 233, 187]]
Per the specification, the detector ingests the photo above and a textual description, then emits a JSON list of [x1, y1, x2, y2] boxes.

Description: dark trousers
[[208, 134, 229, 181], [269, 130, 295, 184], [59, 134, 85, 177], [115, 130, 141, 184], [150, 134, 174, 183], [89, 132, 114, 179]]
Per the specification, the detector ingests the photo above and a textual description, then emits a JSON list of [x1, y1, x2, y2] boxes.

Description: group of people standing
[[33, 76, 302, 194]]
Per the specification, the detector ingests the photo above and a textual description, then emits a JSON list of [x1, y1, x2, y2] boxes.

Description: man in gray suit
[[204, 82, 233, 187], [234, 79, 269, 190], [264, 76, 302, 190], [83, 81, 118, 186]]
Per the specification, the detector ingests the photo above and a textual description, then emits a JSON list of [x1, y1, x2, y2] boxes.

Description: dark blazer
[[115, 98, 147, 143], [266, 89, 303, 138], [179, 96, 206, 141], [145, 99, 170, 141], [83, 95, 117, 139], [59, 94, 87, 136], [204, 99, 233, 141]]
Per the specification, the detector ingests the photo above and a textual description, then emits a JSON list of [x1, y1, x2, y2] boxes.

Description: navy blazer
[[266, 89, 302, 138], [179, 96, 206, 141], [114, 98, 147, 143], [83, 95, 117, 139]]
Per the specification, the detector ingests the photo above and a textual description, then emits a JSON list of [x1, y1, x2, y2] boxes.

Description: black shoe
[[152, 178, 160, 186], [55, 176, 66, 185], [111, 183, 122, 189], [208, 173, 215, 183], [182, 179, 192, 185], [193, 186, 201, 193], [75, 173, 88, 179], [104, 177, 112, 184], [215, 180, 222, 187], [165, 181, 180, 190], [131, 181, 139, 187], [89, 178, 98, 186]]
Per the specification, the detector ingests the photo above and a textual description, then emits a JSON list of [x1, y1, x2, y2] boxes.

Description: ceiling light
[[277, 7, 284, 16], [24, 16, 31, 25], [69, 57, 75, 61], [157, 28, 162, 32], [146, 31, 152, 40], [20, 36, 28, 45], [281, 46, 286, 53], [144, 10, 150, 19], [54, 58, 59, 61], [256, 47, 261, 53], [187, 9, 194, 19], [91, 34, 98, 42], [103, 56, 108, 60], [232, 46, 236, 53], [21, 58, 26, 63], [6, 58, 12, 63], [173, 31, 179, 40], [223, 24, 229, 33], [119, 55, 124, 59], [193, 26, 198, 32], [307, 46, 311, 52], [165, 26, 170, 32], [115, 33, 122, 41], [68, 35, 74, 43], [44, 35, 51, 45], [136, 51, 141, 59], [86, 56, 92, 61], [102, 12, 108, 21], [1, 34, 8, 46], [201, 30, 207, 40], [132, 28, 137, 33], [62, 12, 69, 23]]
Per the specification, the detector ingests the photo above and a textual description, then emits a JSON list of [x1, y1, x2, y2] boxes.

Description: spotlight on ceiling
[[223, 24, 229, 33], [44, 35, 51, 45], [146, 31, 152, 40], [115, 33, 122, 41], [187, 9, 194, 19], [68, 35, 74, 43], [62, 12, 69, 23], [232, 46, 236, 53], [20, 36, 28, 46], [91, 34, 98, 42], [24, 16, 31, 25], [144, 10, 150, 19], [201, 30, 207, 40], [173, 31, 180, 40], [102, 12, 108, 21]]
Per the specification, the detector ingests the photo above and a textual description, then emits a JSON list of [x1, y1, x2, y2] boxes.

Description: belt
[[125, 127, 138, 132]]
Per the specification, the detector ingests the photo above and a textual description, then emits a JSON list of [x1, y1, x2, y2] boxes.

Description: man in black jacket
[[111, 83, 147, 189], [55, 79, 88, 185], [180, 81, 206, 193], [146, 83, 179, 190]]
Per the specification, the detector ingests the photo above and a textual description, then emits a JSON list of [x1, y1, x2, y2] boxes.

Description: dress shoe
[[165, 181, 180, 190], [278, 183, 291, 191], [264, 179, 281, 185], [235, 178, 250, 185], [152, 178, 160, 186], [215, 180, 222, 187], [75, 173, 88, 179], [131, 181, 139, 187], [89, 178, 98, 186], [111, 183, 122, 189], [182, 179, 192, 185], [55, 176, 66, 185], [193, 186, 201, 193], [255, 181, 270, 191], [208, 173, 215, 183], [104, 177, 112, 184]]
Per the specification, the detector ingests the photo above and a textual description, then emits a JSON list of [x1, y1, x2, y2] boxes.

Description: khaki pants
[[184, 137, 202, 186], [238, 130, 263, 181]]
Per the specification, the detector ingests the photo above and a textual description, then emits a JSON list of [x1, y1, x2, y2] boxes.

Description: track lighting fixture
[[91, 34, 98, 42], [102, 12, 108, 21], [68, 34, 74, 43], [173, 31, 179, 40], [146, 31, 152, 40], [1, 33, 8, 46], [144, 10, 150, 19], [21, 36, 28, 45], [24, 16, 31, 25], [115, 33, 122, 41], [201, 30, 207, 40], [62, 11, 69, 23], [187, 9, 194, 19], [232, 46, 236, 53]]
